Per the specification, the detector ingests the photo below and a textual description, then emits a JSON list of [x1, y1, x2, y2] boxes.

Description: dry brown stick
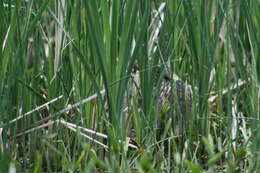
[[208, 79, 246, 103], [58, 119, 138, 149], [20, 90, 106, 131], [10, 120, 55, 139], [0, 95, 63, 128]]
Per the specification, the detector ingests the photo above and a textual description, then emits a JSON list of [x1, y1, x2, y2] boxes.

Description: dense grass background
[[0, 0, 259, 172]]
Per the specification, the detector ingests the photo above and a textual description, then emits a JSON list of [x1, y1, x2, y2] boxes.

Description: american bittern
[[157, 75, 193, 134], [130, 68, 193, 134]]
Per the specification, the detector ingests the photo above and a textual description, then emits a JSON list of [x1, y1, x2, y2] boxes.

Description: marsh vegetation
[[0, 0, 259, 172]]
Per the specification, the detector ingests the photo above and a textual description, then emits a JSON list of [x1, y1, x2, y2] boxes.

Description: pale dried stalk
[[10, 118, 137, 151], [208, 79, 246, 103], [54, 0, 66, 74], [0, 95, 63, 128], [59, 119, 138, 149], [12, 120, 55, 139], [28, 89, 106, 127], [59, 120, 109, 150]]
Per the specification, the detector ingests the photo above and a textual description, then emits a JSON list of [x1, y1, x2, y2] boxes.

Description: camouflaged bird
[[156, 73, 193, 134], [130, 67, 193, 135]]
